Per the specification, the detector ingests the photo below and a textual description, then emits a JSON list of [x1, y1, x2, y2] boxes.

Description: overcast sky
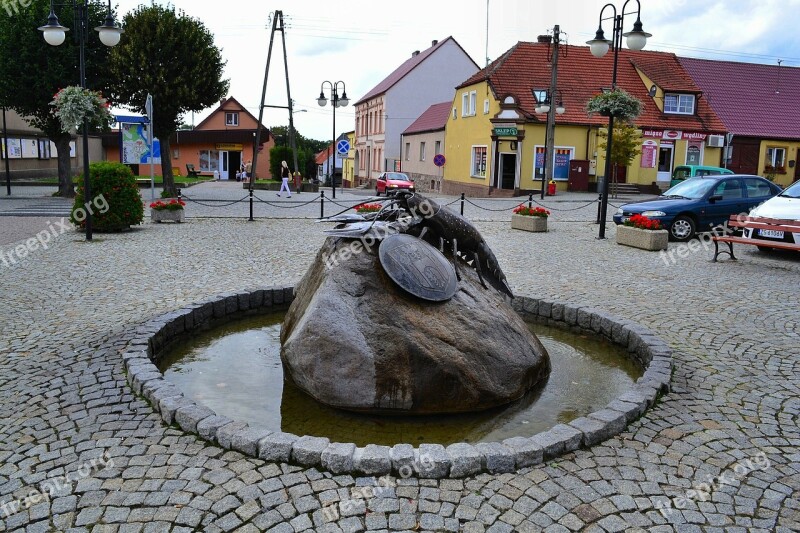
[[110, 0, 800, 141]]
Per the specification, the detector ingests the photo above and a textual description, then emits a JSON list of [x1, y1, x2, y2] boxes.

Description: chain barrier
[[180, 193, 250, 208], [252, 194, 320, 209]]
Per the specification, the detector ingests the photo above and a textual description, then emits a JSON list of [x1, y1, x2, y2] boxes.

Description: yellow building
[[443, 41, 727, 196]]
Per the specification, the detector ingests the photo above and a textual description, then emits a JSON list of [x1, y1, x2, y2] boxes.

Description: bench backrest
[[727, 214, 800, 231]]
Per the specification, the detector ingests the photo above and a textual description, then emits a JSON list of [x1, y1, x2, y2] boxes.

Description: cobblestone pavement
[[1, 210, 799, 532]]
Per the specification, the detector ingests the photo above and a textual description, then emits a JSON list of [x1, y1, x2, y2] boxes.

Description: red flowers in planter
[[624, 213, 662, 230], [354, 203, 382, 213], [513, 205, 550, 218], [149, 199, 186, 211]]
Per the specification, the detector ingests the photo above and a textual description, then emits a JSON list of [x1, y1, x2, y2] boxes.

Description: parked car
[[376, 172, 415, 196], [670, 165, 733, 188], [613, 174, 782, 242], [742, 179, 800, 249]]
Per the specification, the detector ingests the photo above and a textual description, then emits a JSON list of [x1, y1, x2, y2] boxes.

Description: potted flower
[[586, 89, 643, 121], [511, 205, 549, 232], [354, 202, 382, 214], [149, 199, 186, 223], [616, 214, 668, 251], [50, 86, 114, 133]]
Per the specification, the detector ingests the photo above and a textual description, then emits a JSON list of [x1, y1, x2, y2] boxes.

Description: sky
[[109, 0, 800, 142]]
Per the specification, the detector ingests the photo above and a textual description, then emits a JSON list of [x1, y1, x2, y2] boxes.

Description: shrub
[[71, 162, 144, 231]]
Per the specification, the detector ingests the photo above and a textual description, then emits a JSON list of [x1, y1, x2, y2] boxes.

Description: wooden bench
[[186, 164, 200, 177], [712, 214, 800, 261]]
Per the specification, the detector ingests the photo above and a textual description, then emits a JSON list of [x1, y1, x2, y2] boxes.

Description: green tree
[[599, 122, 642, 183], [0, 0, 114, 197], [108, 5, 229, 196], [268, 124, 326, 180]]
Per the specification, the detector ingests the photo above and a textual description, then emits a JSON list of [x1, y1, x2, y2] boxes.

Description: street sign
[[433, 154, 446, 167], [337, 139, 350, 154], [493, 127, 517, 136]]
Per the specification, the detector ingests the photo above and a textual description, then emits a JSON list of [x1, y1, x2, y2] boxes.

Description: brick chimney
[[537, 35, 552, 44], [412, 50, 420, 57], [431, 40, 438, 46]]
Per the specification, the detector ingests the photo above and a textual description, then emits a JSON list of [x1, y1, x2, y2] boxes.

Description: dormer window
[[225, 112, 239, 126], [664, 94, 695, 115]]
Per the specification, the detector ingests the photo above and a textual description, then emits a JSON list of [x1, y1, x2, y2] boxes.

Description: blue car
[[613, 175, 783, 241]]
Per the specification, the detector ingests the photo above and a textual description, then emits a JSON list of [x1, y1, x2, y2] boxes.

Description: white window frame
[[767, 147, 786, 167], [484, 99, 490, 114], [225, 112, 239, 126], [199, 150, 220, 171], [461, 93, 469, 117], [462, 91, 477, 117], [434, 140, 441, 155], [471, 145, 487, 178], [664, 94, 695, 115], [405, 143, 410, 161], [419, 142, 426, 161]]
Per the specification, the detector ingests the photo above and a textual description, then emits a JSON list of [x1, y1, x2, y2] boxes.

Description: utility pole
[[544, 25, 561, 186]]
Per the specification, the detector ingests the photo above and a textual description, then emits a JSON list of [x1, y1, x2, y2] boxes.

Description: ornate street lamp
[[586, 0, 650, 239], [39, 0, 123, 240], [317, 81, 348, 199]]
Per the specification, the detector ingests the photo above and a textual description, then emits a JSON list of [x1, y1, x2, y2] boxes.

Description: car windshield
[[384, 173, 409, 181], [662, 178, 717, 199], [778, 180, 800, 198]]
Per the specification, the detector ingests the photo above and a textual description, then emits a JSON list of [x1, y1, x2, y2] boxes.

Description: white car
[[743, 180, 800, 248]]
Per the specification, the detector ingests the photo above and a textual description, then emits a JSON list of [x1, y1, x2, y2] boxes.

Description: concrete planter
[[511, 214, 548, 233], [616, 224, 668, 251], [151, 209, 185, 223]]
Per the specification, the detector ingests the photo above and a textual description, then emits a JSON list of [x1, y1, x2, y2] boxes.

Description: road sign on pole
[[337, 139, 350, 155], [433, 154, 446, 167]]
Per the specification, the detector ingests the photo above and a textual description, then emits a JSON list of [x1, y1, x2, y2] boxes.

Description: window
[[419, 142, 426, 161], [484, 99, 490, 114], [225, 112, 239, 126], [461, 91, 477, 117], [452, 108, 457, 120], [405, 143, 410, 161], [434, 140, 441, 155], [199, 150, 220, 171], [37, 139, 51, 159], [744, 177, 774, 198], [766, 147, 786, 169], [712, 179, 742, 199], [471, 146, 487, 178], [664, 94, 695, 114]]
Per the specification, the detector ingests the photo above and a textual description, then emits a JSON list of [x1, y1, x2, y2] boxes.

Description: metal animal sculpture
[[320, 192, 513, 299]]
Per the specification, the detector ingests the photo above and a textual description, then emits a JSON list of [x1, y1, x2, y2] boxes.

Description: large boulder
[[280, 237, 550, 414]]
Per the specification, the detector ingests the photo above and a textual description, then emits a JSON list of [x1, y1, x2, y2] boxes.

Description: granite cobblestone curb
[[121, 287, 673, 479]]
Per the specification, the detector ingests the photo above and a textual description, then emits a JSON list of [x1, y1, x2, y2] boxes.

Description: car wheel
[[669, 215, 695, 242]]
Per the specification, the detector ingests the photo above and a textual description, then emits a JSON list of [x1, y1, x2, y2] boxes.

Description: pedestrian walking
[[244, 160, 252, 181], [277, 160, 292, 197]]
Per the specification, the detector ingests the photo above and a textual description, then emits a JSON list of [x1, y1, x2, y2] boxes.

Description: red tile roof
[[459, 42, 725, 133], [354, 37, 476, 106], [403, 102, 451, 135], [315, 144, 334, 165], [680, 57, 800, 139]]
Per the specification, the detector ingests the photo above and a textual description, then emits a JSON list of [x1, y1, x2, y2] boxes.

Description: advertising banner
[[121, 123, 161, 164]]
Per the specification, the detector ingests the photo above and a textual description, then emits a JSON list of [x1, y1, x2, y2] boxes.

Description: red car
[[376, 172, 415, 196]]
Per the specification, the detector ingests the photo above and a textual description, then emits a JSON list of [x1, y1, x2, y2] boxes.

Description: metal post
[[78, 2, 92, 241], [544, 25, 561, 198], [249, 188, 254, 221], [528, 193, 533, 209], [2, 107, 10, 195], [319, 190, 325, 219], [177, 188, 181, 200], [331, 87, 336, 199], [460, 192, 465, 216], [598, 14, 622, 240]]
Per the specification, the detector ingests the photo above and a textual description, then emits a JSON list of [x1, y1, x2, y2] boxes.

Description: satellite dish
[[648, 85, 657, 98]]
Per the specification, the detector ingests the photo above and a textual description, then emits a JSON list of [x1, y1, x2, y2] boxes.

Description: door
[[657, 145, 674, 182], [729, 138, 759, 174], [701, 178, 746, 229], [568, 160, 590, 191], [218, 151, 229, 180], [500, 153, 517, 190], [229, 151, 242, 180]]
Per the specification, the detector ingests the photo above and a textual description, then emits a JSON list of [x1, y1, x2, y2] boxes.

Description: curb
[[121, 287, 673, 479]]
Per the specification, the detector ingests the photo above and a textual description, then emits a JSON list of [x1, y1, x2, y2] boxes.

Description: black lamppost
[[39, 0, 123, 241], [317, 81, 348, 199], [586, 0, 650, 239]]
